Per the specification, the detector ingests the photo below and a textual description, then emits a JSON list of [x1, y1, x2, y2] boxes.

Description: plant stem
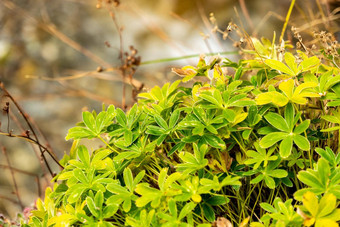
[[98, 136, 119, 154], [279, 0, 296, 43]]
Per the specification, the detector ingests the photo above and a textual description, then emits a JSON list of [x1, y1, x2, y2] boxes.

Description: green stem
[[279, 0, 296, 43], [250, 181, 264, 220], [231, 133, 247, 155], [293, 103, 313, 167], [98, 136, 119, 154], [239, 181, 258, 222]]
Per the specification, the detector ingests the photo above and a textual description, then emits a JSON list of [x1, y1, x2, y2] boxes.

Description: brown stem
[[0, 164, 42, 198], [1, 146, 24, 210], [0, 132, 64, 169], [108, 6, 127, 109], [0, 82, 63, 175]]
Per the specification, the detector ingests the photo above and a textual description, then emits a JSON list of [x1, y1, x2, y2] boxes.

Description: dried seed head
[[222, 31, 228, 40], [3, 102, 9, 114], [296, 42, 301, 49], [209, 13, 216, 24], [211, 25, 218, 33]]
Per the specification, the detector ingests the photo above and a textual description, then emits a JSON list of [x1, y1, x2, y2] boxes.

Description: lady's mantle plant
[[27, 35, 340, 226]]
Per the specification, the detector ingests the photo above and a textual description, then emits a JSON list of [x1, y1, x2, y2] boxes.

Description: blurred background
[[0, 0, 339, 221]]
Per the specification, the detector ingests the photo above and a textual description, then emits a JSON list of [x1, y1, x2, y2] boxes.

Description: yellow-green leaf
[[299, 56, 320, 72], [265, 59, 294, 76], [255, 91, 289, 107], [284, 52, 298, 74], [279, 79, 294, 99], [303, 191, 319, 217]]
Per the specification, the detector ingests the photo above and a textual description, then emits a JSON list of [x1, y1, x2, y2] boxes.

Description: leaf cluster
[[26, 36, 340, 226]]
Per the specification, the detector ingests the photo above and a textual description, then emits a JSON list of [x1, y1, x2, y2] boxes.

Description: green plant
[[24, 23, 340, 227]]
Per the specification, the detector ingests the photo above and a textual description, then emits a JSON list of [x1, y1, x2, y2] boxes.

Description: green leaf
[[250, 174, 264, 184], [73, 169, 88, 184], [206, 196, 228, 206], [302, 191, 319, 217], [200, 91, 223, 108], [106, 184, 128, 195], [269, 169, 288, 178], [135, 184, 161, 207], [83, 111, 96, 132], [294, 120, 310, 134], [163, 172, 182, 190], [284, 103, 295, 131], [124, 130, 133, 146], [318, 193, 337, 218], [92, 149, 112, 163], [103, 205, 118, 219], [264, 112, 290, 132], [116, 108, 127, 127], [58, 171, 74, 181], [203, 134, 226, 149], [158, 168, 168, 192], [221, 175, 241, 186], [293, 134, 310, 150], [65, 127, 94, 140], [78, 145, 90, 168], [255, 91, 289, 107], [260, 132, 288, 148], [95, 111, 112, 134], [260, 203, 276, 213], [317, 158, 330, 186], [297, 171, 323, 189], [134, 170, 145, 186], [315, 147, 336, 166], [279, 136, 293, 158], [68, 186, 87, 204], [123, 168, 134, 191], [156, 134, 167, 146], [202, 204, 215, 222], [284, 52, 298, 74], [154, 115, 168, 130], [113, 151, 140, 161], [234, 66, 243, 80], [264, 176, 276, 189], [178, 202, 196, 220], [169, 109, 181, 128], [223, 109, 236, 122], [322, 115, 340, 124], [321, 126, 340, 132], [206, 125, 218, 134], [94, 190, 104, 211], [146, 125, 166, 135], [265, 59, 294, 76], [168, 142, 186, 156], [300, 56, 320, 72], [86, 196, 99, 217]]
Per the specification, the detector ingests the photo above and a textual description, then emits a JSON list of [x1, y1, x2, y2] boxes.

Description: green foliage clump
[[26, 35, 340, 226]]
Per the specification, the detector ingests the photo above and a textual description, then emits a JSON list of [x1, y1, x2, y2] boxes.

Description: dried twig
[[0, 164, 42, 198], [1, 146, 24, 210], [2, 0, 144, 91], [0, 82, 63, 175], [238, 0, 254, 32]]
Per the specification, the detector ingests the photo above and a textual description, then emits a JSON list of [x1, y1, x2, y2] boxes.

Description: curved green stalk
[[279, 0, 296, 43]]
